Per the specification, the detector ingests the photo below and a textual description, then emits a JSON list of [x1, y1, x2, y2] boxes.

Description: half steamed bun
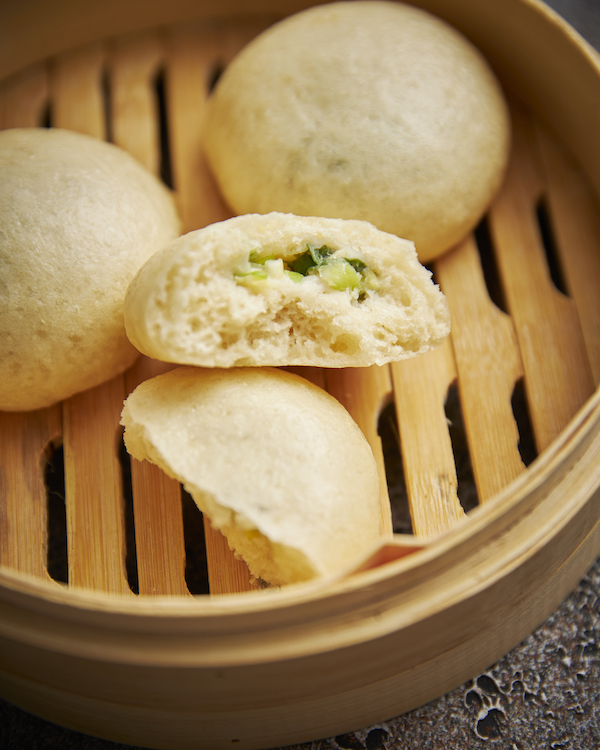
[[121, 366, 386, 586]]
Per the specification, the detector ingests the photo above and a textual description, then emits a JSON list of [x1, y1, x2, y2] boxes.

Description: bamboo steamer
[[1, 0, 600, 748]]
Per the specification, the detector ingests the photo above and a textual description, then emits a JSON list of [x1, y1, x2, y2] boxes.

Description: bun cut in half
[[124, 212, 450, 368], [121, 366, 386, 585]]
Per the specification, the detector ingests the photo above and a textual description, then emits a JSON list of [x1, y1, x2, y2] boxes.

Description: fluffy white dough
[[124, 212, 450, 368], [0, 127, 181, 411], [121, 366, 386, 585], [203, 0, 511, 262]]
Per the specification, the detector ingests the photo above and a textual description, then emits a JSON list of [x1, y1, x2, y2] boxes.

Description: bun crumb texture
[[124, 212, 451, 369]]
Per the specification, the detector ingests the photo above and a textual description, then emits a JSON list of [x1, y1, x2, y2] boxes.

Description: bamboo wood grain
[[325, 366, 394, 537], [62, 375, 131, 594], [128, 456, 189, 597], [50, 42, 107, 140], [110, 30, 164, 175], [166, 16, 277, 233], [534, 120, 600, 386], [0, 408, 61, 578], [436, 234, 526, 502], [390, 340, 466, 539], [0, 63, 47, 129], [488, 99, 596, 452], [203, 517, 260, 594], [166, 23, 235, 233], [124, 358, 190, 597]]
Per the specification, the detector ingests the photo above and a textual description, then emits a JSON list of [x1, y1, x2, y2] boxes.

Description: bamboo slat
[[62, 376, 131, 594], [535, 120, 600, 387], [124, 358, 190, 597], [166, 17, 277, 233], [108, 32, 193, 597], [165, 19, 276, 594], [0, 408, 61, 578], [390, 340, 465, 539], [325, 366, 394, 537], [110, 30, 164, 175], [0, 64, 58, 581], [0, 63, 47, 129], [203, 517, 260, 594], [50, 42, 106, 140], [488, 100, 596, 453], [167, 23, 236, 233], [436, 234, 525, 503]]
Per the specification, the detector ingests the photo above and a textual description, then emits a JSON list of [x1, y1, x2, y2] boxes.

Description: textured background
[[2, 0, 600, 748]]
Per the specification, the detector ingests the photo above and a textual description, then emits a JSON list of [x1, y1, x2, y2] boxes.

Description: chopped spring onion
[[234, 242, 378, 299]]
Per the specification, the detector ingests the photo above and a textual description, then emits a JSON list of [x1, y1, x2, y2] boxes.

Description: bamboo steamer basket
[[1, 0, 600, 748]]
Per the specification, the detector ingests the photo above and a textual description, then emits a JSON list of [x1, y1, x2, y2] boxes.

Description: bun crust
[[124, 212, 450, 368], [121, 366, 385, 585], [203, 0, 510, 262], [0, 128, 181, 411]]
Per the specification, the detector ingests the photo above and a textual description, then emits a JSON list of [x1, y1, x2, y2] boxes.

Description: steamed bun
[[121, 366, 385, 585], [0, 127, 181, 411], [203, 0, 510, 262], [124, 212, 450, 368]]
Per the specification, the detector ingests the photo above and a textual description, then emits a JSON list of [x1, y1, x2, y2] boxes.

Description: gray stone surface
[[285, 558, 600, 750]]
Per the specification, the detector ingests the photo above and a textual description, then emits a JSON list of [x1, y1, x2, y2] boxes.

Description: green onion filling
[[235, 243, 378, 299]]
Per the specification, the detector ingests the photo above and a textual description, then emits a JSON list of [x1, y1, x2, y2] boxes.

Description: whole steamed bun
[[203, 0, 511, 263], [0, 127, 181, 411]]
